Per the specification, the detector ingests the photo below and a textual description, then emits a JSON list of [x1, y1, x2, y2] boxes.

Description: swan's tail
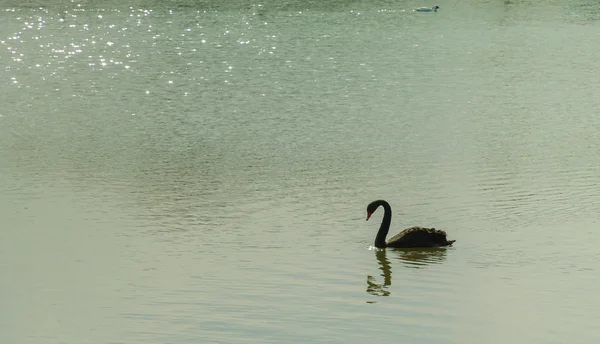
[[429, 228, 454, 246]]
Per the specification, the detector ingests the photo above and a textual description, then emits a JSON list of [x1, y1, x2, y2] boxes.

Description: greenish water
[[2, 1, 600, 343]]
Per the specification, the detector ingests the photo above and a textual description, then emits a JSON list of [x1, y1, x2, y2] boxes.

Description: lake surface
[[2, 0, 600, 343]]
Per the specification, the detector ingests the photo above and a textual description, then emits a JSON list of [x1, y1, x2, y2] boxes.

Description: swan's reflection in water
[[394, 247, 448, 269], [366, 249, 391, 299], [366, 247, 448, 302]]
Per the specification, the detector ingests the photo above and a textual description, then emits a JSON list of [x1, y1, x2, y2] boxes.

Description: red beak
[[366, 211, 372, 221]]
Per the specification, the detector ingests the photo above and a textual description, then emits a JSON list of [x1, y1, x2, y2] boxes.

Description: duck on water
[[366, 200, 455, 248], [415, 5, 440, 12]]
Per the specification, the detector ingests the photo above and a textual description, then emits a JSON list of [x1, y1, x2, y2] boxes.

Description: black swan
[[366, 200, 455, 248], [415, 5, 440, 12]]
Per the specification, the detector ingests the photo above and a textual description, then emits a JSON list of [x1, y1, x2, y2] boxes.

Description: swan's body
[[416, 5, 440, 12], [366, 200, 455, 248]]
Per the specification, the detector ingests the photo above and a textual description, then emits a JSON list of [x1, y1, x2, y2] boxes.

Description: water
[[2, 0, 600, 343]]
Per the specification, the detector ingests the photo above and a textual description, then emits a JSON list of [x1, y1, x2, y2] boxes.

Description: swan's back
[[386, 226, 454, 248]]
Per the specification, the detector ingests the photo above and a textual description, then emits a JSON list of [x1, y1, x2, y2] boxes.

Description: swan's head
[[434, 5, 440, 11], [366, 200, 384, 221]]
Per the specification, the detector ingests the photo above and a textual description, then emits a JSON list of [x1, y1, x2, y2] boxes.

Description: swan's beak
[[366, 211, 372, 221]]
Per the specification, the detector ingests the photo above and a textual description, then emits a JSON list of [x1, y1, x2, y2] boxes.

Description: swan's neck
[[374, 201, 392, 248]]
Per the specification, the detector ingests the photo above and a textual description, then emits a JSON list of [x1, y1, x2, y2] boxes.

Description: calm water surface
[[2, 0, 600, 343]]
